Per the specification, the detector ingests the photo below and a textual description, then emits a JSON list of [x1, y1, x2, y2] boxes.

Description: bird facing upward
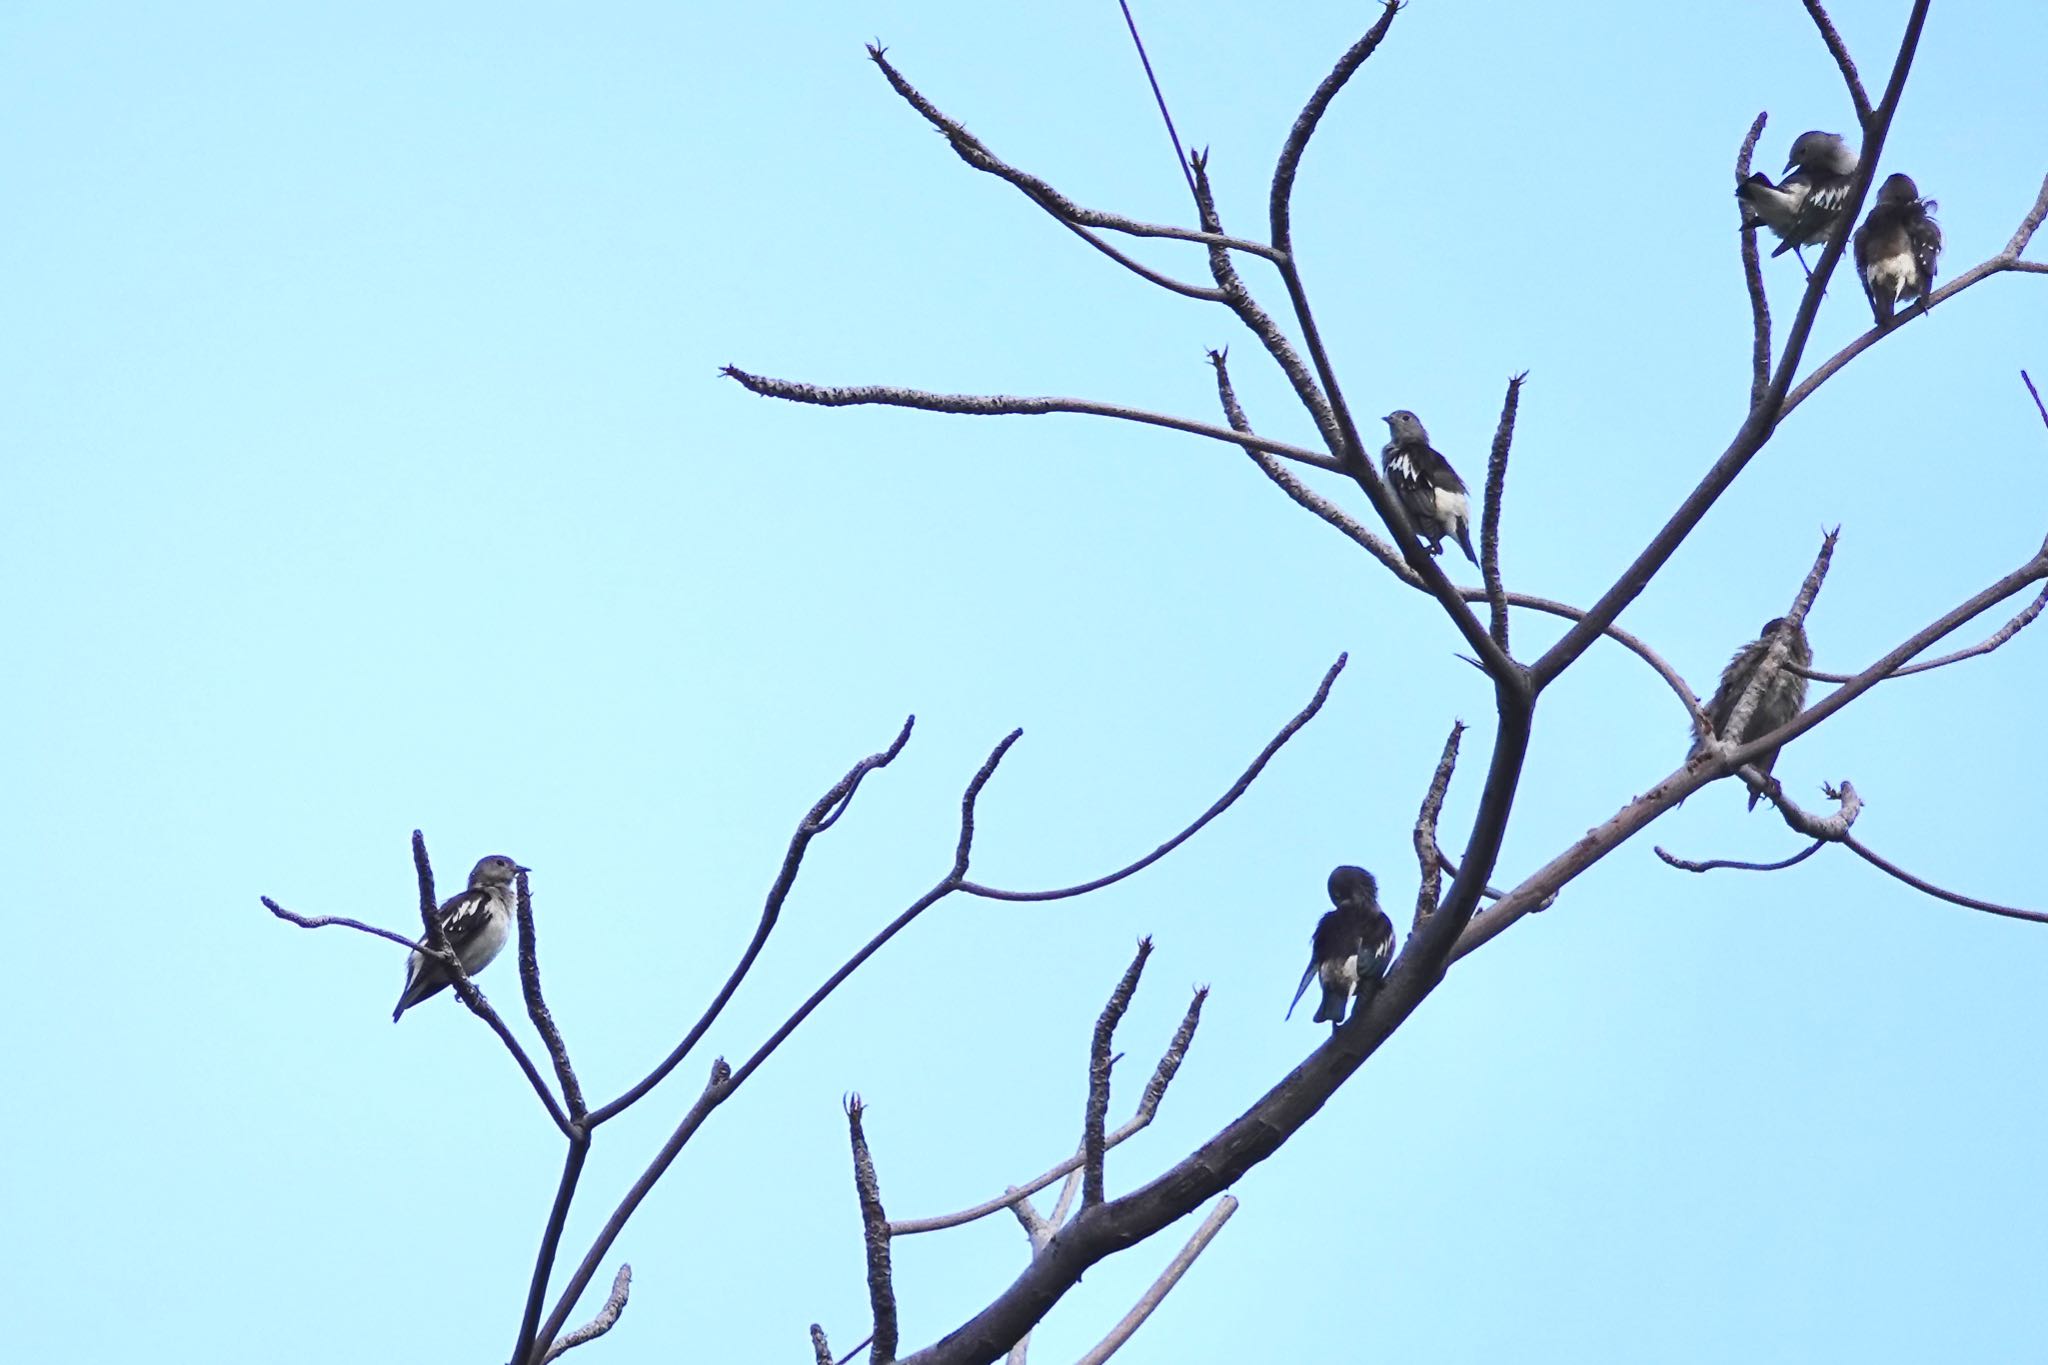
[[392, 854, 528, 1021], [1288, 865, 1396, 1027], [1853, 172, 1943, 328], [1692, 619, 1812, 811], [1380, 410, 1477, 565], [1737, 130, 1859, 273]]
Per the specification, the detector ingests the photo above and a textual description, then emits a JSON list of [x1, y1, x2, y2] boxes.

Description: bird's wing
[[435, 888, 496, 952], [1286, 960, 1319, 1020], [1415, 443, 1469, 496], [1852, 218, 1881, 311], [1907, 210, 1943, 290]]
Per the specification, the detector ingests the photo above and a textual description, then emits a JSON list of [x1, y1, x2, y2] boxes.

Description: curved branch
[[961, 654, 1346, 901], [260, 898, 427, 954], [1653, 840, 1825, 874], [1070, 1196, 1239, 1365], [590, 717, 916, 1125], [1841, 832, 2048, 924], [1800, 0, 1874, 126], [539, 1264, 630, 1364], [1795, 584, 2048, 683]]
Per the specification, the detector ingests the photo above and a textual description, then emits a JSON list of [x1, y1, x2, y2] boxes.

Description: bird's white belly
[[464, 913, 511, 972], [1868, 248, 1917, 297], [1320, 953, 1359, 993]]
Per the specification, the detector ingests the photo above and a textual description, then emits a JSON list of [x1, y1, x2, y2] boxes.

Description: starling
[[1736, 131, 1859, 273], [1853, 173, 1943, 327], [1380, 410, 1477, 564], [1288, 865, 1396, 1027], [393, 854, 528, 1021], [1691, 619, 1812, 810]]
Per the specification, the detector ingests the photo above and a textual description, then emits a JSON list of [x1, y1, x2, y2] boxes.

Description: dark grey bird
[[1853, 173, 1943, 328], [1691, 619, 1812, 811], [1736, 130, 1859, 273], [1380, 410, 1477, 564], [392, 854, 528, 1021], [1288, 865, 1396, 1027]]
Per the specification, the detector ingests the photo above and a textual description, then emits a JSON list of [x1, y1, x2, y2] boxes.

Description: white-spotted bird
[[1736, 131, 1859, 274], [1853, 173, 1943, 328], [1288, 865, 1396, 1027], [393, 854, 528, 1021], [1691, 619, 1812, 811], [1380, 410, 1477, 564]]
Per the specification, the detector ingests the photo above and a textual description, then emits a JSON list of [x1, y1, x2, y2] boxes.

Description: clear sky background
[[6, 2, 2047, 1361]]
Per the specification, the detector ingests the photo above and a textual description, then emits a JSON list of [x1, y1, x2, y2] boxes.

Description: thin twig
[[1736, 112, 1772, 410], [1070, 1196, 1239, 1365], [1084, 940, 1153, 1209], [1480, 373, 1526, 654], [1841, 833, 2048, 924], [1800, 0, 1874, 126], [1116, 1, 1196, 201], [1796, 584, 2048, 683], [2024, 369, 2048, 431], [1653, 840, 1825, 874], [1411, 723, 1466, 931], [961, 655, 1345, 901], [847, 1095, 898, 1363], [539, 1264, 630, 1364], [590, 717, 915, 1125], [260, 899, 427, 954]]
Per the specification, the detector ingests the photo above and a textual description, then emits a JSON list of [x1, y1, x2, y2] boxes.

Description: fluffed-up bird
[[1288, 865, 1396, 1027], [1853, 173, 1943, 327], [1691, 619, 1812, 811], [392, 854, 528, 1021], [1380, 410, 1477, 564], [1736, 130, 1859, 273]]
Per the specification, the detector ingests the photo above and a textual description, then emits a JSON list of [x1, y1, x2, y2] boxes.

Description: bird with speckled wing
[[1288, 865, 1396, 1028], [1691, 619, 1812, 811], [1737, 130, 1859, 274], [1854, 173, 1943, 328], [392, 854, 529, 1021], [1380, 410, 1477, 564]]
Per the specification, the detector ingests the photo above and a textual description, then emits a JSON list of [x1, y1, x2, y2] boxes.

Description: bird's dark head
[[469, 854, 529, 888], [1760, 617, 1812, 661], [1382, 410, 1427, 444], [1874, 172, 1920, 206], [1328, 864, 1378, 908], [1787, 130, 1855, 175]]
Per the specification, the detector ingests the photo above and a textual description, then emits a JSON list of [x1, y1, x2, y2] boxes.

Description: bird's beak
[[1783, 155, 1798, 173], [515, 864, 532, 875], [1381, 412, 1394, 423]]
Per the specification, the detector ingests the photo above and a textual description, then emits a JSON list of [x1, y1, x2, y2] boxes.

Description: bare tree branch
[[1412, 722, 1466, 930], [512, 1137, 592, 1365], [1800, 0, 1874, 126], [1796, 584, 2048, 683], [1735, 112, 1773, 410], [812, 1324, 835, 1365], [539, 1264, 630, 1364], [1759, 777, 1863, 841], [260, 897, 428, 954], [1115, 0, 1196, 202], [1083, 940, 1152, 1209], [846, 1095, 898, 1363], [513, 870, 585, 1119], [1480, 374, 1526, 654], [2023, 368, 2048, 431], [1070, 1196, 1239, 1365], [1841, 833, 2048, 924], [1653, 840, 1826, 874], [591, 716, 916, 1125], [892, 987, 1206, 1236]]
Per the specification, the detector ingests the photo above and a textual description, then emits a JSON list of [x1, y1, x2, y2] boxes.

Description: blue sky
[[6, 2, 2046, 1361]]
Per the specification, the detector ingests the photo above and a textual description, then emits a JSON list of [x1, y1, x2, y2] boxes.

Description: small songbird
[[1853, 173, 1943, 328], [1691, 619, 1812, 810], [1736, 131, 1859, 273], [1380, 410, 1477, 564], [1288, 865, 1396, 1027], [392, 854, 528, 1021]]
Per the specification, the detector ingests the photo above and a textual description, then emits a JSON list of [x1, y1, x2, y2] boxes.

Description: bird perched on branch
[[1692, 619, 1811, 811], [1737, 131, 1859, 273], [1288, 865, 1396, 1027], [1380, 410, 1477, 564], [392, 854, 528, 1021], [1853, 173, 1943, 328]]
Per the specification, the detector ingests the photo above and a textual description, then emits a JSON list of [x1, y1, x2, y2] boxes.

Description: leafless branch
[[722, 366, 1342, 474], [1115, 0, 1196, 201], [513, 871, 585, 1119], [1412, 722, 1466, 930], [891, 987, 1205, 1236], [512, 1137, 592, 1365], [812, 1324, 835, 1365], [1735, 112, 1773, 409], [1084, 940, 1152, 1208], [539, 1264, 630, 1364], [1653, 840, 1825, 874], [837, 1334, 879, 1365], [1759, 777, 1863, 841], [1796, 584, 2048, 683], [2024, 369, 2048, 431], [1480, 374, 1526, 654], [846, 1095, 898, 1363], [961, 655, 1346, 901], [1841, 833, 2048, 924], [259, 898, 427, 954], [1070, 1196, 1239, 1365], [1800, 0, 1874, 126], [591, 716, 916, 1125]]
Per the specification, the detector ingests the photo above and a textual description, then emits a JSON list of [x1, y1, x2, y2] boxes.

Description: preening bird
[[1853, 173, 1943, 327], [392, 854, 528, 1021], [1737, 130, 1859, 273], [1288, 865, 1396, 1027], [1691, 619, 1812, 811], [1380, 410, 1477, 564]]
